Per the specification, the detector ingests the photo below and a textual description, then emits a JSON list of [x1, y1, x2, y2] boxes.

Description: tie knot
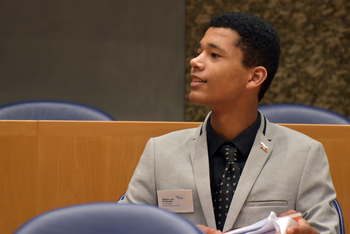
[[220, 143, 236, 163]]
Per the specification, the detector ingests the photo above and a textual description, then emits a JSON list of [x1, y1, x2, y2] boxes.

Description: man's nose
[[190, 55, 204, 70]]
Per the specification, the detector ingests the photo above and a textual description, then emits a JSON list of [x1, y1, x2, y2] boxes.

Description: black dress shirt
[[207, 112, 261, 197]]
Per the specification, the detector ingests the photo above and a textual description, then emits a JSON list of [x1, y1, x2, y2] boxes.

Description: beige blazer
[[120, 112, 339, 233]]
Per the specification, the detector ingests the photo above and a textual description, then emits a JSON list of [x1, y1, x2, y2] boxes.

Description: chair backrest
[[0, 101, 115, 121], [332, 199, 345, 234], [14, 203, 204, 234], [259, 103, 350, 124]]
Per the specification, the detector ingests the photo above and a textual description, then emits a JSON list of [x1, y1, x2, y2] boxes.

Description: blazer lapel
[[223, 115, 274, 231], [189, 113, 217, 228]]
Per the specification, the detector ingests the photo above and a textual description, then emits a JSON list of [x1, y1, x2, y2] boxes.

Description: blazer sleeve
[[296, 140, 340, 233], [118, 138, 158, 205]]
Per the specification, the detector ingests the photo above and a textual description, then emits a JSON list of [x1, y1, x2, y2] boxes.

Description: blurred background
[[1, 0, 349, 121]]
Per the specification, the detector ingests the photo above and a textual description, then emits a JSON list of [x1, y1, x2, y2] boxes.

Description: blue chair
[[14, 203, 205, 234], [118, 192, 126, 201], [0, 101, 115, 121], [259, 103, 350, 124], [332, 199, 345, 234]]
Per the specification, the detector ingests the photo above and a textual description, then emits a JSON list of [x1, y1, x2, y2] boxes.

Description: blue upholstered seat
[[0, 101, 114, 120], [259, 103, 350, 124], [14, 203, 204, 234]]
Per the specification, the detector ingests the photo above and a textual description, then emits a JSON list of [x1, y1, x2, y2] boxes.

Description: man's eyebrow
[[197, 42, 226, 53]]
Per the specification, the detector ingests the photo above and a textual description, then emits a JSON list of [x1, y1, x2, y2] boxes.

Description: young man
[[119, 12, 339, 233]]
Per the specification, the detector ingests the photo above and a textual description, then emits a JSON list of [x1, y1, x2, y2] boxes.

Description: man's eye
[[211, 53, 219, 58]]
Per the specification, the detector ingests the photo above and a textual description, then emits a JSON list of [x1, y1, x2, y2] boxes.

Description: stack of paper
[[225, 212, 301, 234]]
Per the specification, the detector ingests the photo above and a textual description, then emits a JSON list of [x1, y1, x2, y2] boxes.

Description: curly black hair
[[209, 11, 281, 101]]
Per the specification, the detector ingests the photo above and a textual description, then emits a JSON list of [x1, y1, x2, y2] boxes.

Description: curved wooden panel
[[1, 121, 349, 233]]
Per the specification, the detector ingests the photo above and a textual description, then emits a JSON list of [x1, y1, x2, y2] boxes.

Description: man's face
[[189, 27, 254, 110]]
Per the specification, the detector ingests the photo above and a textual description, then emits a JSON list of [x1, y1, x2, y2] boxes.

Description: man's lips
[[190, 75, 206, 89], [190, 74, 206, 83]]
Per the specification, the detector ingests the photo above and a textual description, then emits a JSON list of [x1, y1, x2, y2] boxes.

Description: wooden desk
[[0, 121, 349, 233]]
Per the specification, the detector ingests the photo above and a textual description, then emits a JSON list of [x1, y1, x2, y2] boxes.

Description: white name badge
[[157, 189, 194, 213]]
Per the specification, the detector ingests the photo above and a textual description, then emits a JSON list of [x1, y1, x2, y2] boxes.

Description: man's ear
[[246, 66, 267, 90]]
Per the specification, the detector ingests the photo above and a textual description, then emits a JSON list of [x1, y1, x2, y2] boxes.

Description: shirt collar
[[207, 112, 261, 158]]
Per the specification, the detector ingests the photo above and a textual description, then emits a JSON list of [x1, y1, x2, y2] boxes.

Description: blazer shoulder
[[152, 126, 200, 143], [266, 122, 321, 146]]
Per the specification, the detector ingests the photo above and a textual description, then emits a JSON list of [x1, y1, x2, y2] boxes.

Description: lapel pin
[[260, 142, 268, 153]]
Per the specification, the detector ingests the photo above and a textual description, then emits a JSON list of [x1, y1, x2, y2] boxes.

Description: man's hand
[[280, 210, 319, 234], [286, 217, 319, 234], [197, 225, 223, 234]]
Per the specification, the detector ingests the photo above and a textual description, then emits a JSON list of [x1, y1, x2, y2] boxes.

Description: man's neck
[[210, 107, 259, 141]]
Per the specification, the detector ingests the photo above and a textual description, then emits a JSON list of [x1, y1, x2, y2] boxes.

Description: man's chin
[[189, 94, 202, 106], [189, 95, 209, 108]]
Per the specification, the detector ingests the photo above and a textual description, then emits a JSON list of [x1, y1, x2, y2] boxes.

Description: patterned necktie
[[213, 143, 240, 231]]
